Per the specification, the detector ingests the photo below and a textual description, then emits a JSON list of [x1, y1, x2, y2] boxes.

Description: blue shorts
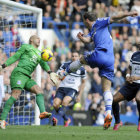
[[84, 50, 114, 82], [119, 82, 140, 101], [55, 87, 78, 101]]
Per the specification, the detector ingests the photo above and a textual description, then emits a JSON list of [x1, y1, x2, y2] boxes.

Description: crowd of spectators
[[0, 0, 140, 125]]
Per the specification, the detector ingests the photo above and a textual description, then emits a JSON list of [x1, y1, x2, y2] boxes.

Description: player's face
[[83, 18, 90, 29], [72, 52, 79, 61], [33, 36, 40, 47]]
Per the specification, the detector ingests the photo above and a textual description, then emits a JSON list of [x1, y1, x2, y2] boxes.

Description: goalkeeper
[[0, 35, 59, 129]]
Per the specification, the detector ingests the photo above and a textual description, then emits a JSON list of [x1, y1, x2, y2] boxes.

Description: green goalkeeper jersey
[[5, 44, 50, 76]]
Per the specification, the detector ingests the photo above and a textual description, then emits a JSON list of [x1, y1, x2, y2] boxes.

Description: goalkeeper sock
[[36, 94, 45, 113], [103, 91, 113, 116], [67, 60, 82, 73], [112, 102, 120, 124], [136, 100, 140, 121], [0, 96, 16, 120], [58, 106, 69, 121]]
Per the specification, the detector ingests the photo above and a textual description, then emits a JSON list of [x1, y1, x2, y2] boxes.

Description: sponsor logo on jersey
[[30, 55, 38, 63]]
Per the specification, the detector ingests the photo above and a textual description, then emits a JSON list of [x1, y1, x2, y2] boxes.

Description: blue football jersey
[[88, 17, 113, 51]]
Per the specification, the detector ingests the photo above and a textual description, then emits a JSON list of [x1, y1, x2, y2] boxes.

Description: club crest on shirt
[[17, 80, 21, 85], [76, 70, 81, 74]]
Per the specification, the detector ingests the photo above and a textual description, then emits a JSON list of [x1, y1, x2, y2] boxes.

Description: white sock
[[103, 91, 113, 116], [69, 60, 82, 72]]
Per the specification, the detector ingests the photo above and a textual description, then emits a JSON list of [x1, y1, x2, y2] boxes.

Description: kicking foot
[[64, 118, 71, 127], [0, 120, 8, 129], [52, 117, 58, 126], [137, 122, 140, 131], [104, 114, 112, 130], [113, 121, 123, 131], [39, 112, 52, 119]]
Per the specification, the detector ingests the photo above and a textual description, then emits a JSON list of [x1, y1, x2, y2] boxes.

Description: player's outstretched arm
[[3, 44, 26, 67], [110, 11, 138, 24], [77, 32, 92, 43], [0, 44, 26, 70]]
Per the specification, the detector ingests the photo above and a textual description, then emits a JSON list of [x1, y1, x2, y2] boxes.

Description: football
[[41, 49, 53, 61]]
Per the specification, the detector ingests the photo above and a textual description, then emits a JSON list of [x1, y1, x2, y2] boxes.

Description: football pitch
[[0, 125, 140, 140]]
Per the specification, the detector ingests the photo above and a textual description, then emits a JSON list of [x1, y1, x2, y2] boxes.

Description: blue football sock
[[112, 102, 120, 124], [58, 106, 69, 121]]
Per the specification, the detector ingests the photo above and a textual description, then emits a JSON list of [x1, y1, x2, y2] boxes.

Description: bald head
[[29, 35, 40, 48]]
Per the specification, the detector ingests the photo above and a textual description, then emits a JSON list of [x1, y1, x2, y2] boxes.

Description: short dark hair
[[83, 12, 97, 21], [72, 51, 80, 55]]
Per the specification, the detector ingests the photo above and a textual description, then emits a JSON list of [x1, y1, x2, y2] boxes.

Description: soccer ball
[[41, 49, 53, 61]]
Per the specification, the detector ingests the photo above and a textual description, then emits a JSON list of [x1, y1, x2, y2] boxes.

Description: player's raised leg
[[59, 56, 86, 80], [102, 77, 113, 129], [0, 89, 21, 129], [29, 84, 52, 119], [112, 92, 124, 130]]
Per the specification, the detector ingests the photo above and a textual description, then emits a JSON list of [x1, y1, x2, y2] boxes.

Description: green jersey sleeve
[[5, 44, 26, 66], [40, 59, 50, 72]]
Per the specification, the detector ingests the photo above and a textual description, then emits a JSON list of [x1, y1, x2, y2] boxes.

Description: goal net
[[0, 0, 42, 125]]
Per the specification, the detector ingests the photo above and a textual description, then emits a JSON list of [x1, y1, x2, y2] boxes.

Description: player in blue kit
[[112, 45, 140, 131], [52, 51, 86, 127], [59, 11, 138, 129]]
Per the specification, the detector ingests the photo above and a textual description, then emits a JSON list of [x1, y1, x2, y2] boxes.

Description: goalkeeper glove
[[48, 71, 59, 86]]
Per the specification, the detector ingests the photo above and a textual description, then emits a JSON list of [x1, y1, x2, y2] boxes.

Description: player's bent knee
[[53, 102, 60, 110], [136, 95, 140, 103], [31, 85, 43, 94], [62, 100, 70, 106], [113, 92, 124, 103]]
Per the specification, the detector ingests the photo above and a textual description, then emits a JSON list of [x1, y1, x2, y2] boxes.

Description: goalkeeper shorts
[[10, 70, 37, 91]]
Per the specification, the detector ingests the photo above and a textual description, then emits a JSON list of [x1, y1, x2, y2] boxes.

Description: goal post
[[0, 0, 42, 125]]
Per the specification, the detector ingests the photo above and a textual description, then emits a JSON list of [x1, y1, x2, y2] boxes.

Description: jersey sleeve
[[5, 44, 26, 66], [56, 63, 66, 74], [39, 59, 50, 72], [130, 53, 134, 67], [96, 17, 110, 28]]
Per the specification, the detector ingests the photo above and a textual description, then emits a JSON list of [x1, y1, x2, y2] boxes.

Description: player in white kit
[[52, 51, 86, 127]]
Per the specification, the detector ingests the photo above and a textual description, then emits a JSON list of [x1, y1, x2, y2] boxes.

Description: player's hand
[[126, 76, 137, 84], [50, 72, 60, 86], [77, 32, 84, 40], [129, 76, 138, 83], [58, 70, 66, 80], [128, 11, 138, 17]]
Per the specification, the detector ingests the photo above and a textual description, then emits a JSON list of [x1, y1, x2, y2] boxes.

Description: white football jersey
[[57, 61, 86, 91], [130, 51, 140, 84]]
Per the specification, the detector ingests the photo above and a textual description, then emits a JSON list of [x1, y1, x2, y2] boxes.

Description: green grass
[[0, 125, 140, 140]]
